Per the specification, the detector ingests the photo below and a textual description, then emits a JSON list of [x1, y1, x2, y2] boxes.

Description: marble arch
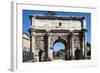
[[29, 15, 87, 62]]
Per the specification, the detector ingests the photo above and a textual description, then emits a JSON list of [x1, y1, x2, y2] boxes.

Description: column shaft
[[82, 19, 86, 58], [32, 32, 39, 62], [70, 32, 74, 59], [72, 35, 75, 59], [48, 35, 53, 60], [82, 32, 85, 58]]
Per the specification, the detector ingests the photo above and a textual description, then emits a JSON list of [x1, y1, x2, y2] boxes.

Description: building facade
[[22, 33, 32, 62]]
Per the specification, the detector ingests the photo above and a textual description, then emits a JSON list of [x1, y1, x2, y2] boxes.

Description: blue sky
[[23, 10, 91, 51], [53, 42, 65, 52]]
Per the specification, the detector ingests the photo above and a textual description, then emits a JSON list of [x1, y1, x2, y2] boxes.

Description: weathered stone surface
[[29, 15, 87, 62]]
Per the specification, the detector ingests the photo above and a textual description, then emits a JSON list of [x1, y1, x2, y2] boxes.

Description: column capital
[[31, 32, 36, 36], [83, 19, 87, 29], [46, 31, 51, 36], [46, 28, 50, 31], [68, 31, 74, 37]]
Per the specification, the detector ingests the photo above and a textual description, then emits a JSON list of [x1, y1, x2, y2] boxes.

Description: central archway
[[53, 42, 65, 60], [52, 36, 69, 60]]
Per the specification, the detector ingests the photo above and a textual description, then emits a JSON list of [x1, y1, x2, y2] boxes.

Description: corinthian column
[[82, 31, 85, 58], [82, 19, 86, 58], [31, 32, 39, 62], [70, 31, 75, 59], [47, 31, 53, 60]]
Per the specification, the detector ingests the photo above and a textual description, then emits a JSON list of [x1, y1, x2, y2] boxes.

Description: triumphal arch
[[29, 14, 87, 62]]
